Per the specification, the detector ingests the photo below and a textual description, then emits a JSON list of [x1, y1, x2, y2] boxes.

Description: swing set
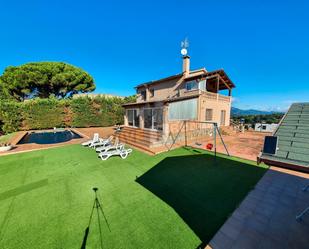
[[166, 120, 230, 158]]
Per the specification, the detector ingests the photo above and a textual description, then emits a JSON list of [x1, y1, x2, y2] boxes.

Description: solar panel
[[262, 136, 278, 155]]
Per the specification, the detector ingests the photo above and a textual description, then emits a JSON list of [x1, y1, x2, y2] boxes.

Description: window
[[205, 109, 213, 121], [168, 99, 198, 120], [262, 125, 267, 130], [140, 90, 146, 101], [186, 80, 198, 91], [220, 110, 226, 126], [199, 80, 206, 91], [150, 89, 154, 97]]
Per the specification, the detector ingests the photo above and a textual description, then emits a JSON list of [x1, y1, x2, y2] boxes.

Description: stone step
[[116, 134, 153, 147], [116, 126, 164, 154], [116, 131, 161, 142], [116, 136, 156, 155], [121, 126, 162, 137]]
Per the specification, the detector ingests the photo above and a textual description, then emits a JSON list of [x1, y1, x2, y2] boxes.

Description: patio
[[208, 166, 309, 249]]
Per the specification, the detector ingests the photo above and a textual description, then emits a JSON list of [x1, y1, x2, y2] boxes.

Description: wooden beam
[[218, 74, 231, 90], [205, 74, 219, 80]]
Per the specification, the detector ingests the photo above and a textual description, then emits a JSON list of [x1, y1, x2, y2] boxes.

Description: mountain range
[[231, 107, 282, 116]]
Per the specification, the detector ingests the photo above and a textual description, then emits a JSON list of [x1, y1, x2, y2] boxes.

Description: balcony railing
[[218, 94, 231, 102], [183, 90, 231, 103], [136, 89, 231, 103]]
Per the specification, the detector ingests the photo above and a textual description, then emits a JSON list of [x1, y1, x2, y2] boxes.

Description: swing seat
[[206, 143, 213, 150]]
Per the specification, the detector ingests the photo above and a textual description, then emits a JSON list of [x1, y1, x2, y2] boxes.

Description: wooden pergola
[[184, 69, 235, 96]]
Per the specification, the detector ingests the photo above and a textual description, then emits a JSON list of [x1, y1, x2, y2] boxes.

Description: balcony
[[182, 89, 231, 103]]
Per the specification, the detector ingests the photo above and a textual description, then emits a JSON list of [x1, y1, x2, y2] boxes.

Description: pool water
[[18, 130, 82, 145]]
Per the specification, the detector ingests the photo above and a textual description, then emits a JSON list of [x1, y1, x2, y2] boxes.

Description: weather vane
[[181, 38, 189, 56]]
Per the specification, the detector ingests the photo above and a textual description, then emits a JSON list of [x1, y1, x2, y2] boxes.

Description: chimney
[[182, 55, 190, 77]]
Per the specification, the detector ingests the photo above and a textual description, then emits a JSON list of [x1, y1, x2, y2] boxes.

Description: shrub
[[0, 101, 21, 133], [0, 96, 129, 133], [22, 97, 67, 130]]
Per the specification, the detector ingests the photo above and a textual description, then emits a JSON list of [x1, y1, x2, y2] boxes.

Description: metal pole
[[184, 120, 187, 147], [214, 123, 217, 158], [216, 126, 230, 156]]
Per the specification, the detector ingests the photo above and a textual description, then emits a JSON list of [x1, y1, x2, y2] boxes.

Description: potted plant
[[0, 142, 12, 152]]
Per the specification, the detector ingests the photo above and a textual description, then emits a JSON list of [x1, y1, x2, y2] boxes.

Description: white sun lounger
[[90, 135, 114, 149], [99, 145, 132, 160], [82, 133, 99, 146], [95, 137, 122, 153]]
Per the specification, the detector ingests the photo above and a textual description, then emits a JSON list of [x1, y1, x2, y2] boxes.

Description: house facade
[[122, 54, 235, 139], [254, 123, 278, 133]]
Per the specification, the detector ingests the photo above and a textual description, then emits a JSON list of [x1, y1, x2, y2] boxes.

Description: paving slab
[[208, 166, 309, 249]]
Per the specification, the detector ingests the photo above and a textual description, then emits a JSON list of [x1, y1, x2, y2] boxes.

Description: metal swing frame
[[166, 120, 230, 157]]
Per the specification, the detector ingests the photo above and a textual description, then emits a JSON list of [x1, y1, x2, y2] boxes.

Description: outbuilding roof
[[260, 103, 309, 172]]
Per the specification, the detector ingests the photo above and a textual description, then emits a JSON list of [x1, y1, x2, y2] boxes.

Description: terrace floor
[[208, 166, 309, 249], [189, 131, 269, 161]]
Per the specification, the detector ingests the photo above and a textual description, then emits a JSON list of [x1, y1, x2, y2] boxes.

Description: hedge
[[0, 101, 21, 133], [0, 96, 131, 134]]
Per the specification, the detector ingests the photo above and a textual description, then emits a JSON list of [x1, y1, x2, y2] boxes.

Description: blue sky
[[1, 0, 308, 111]]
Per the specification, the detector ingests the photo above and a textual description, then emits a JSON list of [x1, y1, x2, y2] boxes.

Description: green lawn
[[0, 145, 267, 249]]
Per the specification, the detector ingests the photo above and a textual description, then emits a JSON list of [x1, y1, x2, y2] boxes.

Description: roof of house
[[260, 103, 309, 172], [134, 68, 235, 90]]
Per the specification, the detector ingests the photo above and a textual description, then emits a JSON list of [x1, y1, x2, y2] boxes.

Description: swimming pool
[[17, 130, 82, 145]]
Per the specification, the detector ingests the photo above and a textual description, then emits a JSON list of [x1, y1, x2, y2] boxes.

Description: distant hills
[[231, 107, 283, 116]]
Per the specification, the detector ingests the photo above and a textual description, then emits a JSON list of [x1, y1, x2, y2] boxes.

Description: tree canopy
[[232, 113, 284, 124], [0, 62, 95, 101]]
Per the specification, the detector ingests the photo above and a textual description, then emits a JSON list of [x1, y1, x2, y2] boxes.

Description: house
[[254, 123, 278, 133], [119, 51, 235, 152]]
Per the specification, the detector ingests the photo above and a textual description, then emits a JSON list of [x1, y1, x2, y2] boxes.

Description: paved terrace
[[188, 131, 268, 161], [207, 166, 309, 249]]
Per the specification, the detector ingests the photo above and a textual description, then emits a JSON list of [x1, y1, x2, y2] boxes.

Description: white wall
[[254, 123, 278, 133]]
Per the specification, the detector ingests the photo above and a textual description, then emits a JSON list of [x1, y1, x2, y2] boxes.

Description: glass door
[[143, 108, 163, 130], [153, 108, 163, 130], [127, 109, 139, 127], [144, 109, 153, 129]]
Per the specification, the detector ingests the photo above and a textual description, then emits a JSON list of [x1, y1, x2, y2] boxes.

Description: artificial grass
[[0, 145, 267, 248]]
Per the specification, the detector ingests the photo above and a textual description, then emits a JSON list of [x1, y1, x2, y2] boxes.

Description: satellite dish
[[181, 48, 188, 56]]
